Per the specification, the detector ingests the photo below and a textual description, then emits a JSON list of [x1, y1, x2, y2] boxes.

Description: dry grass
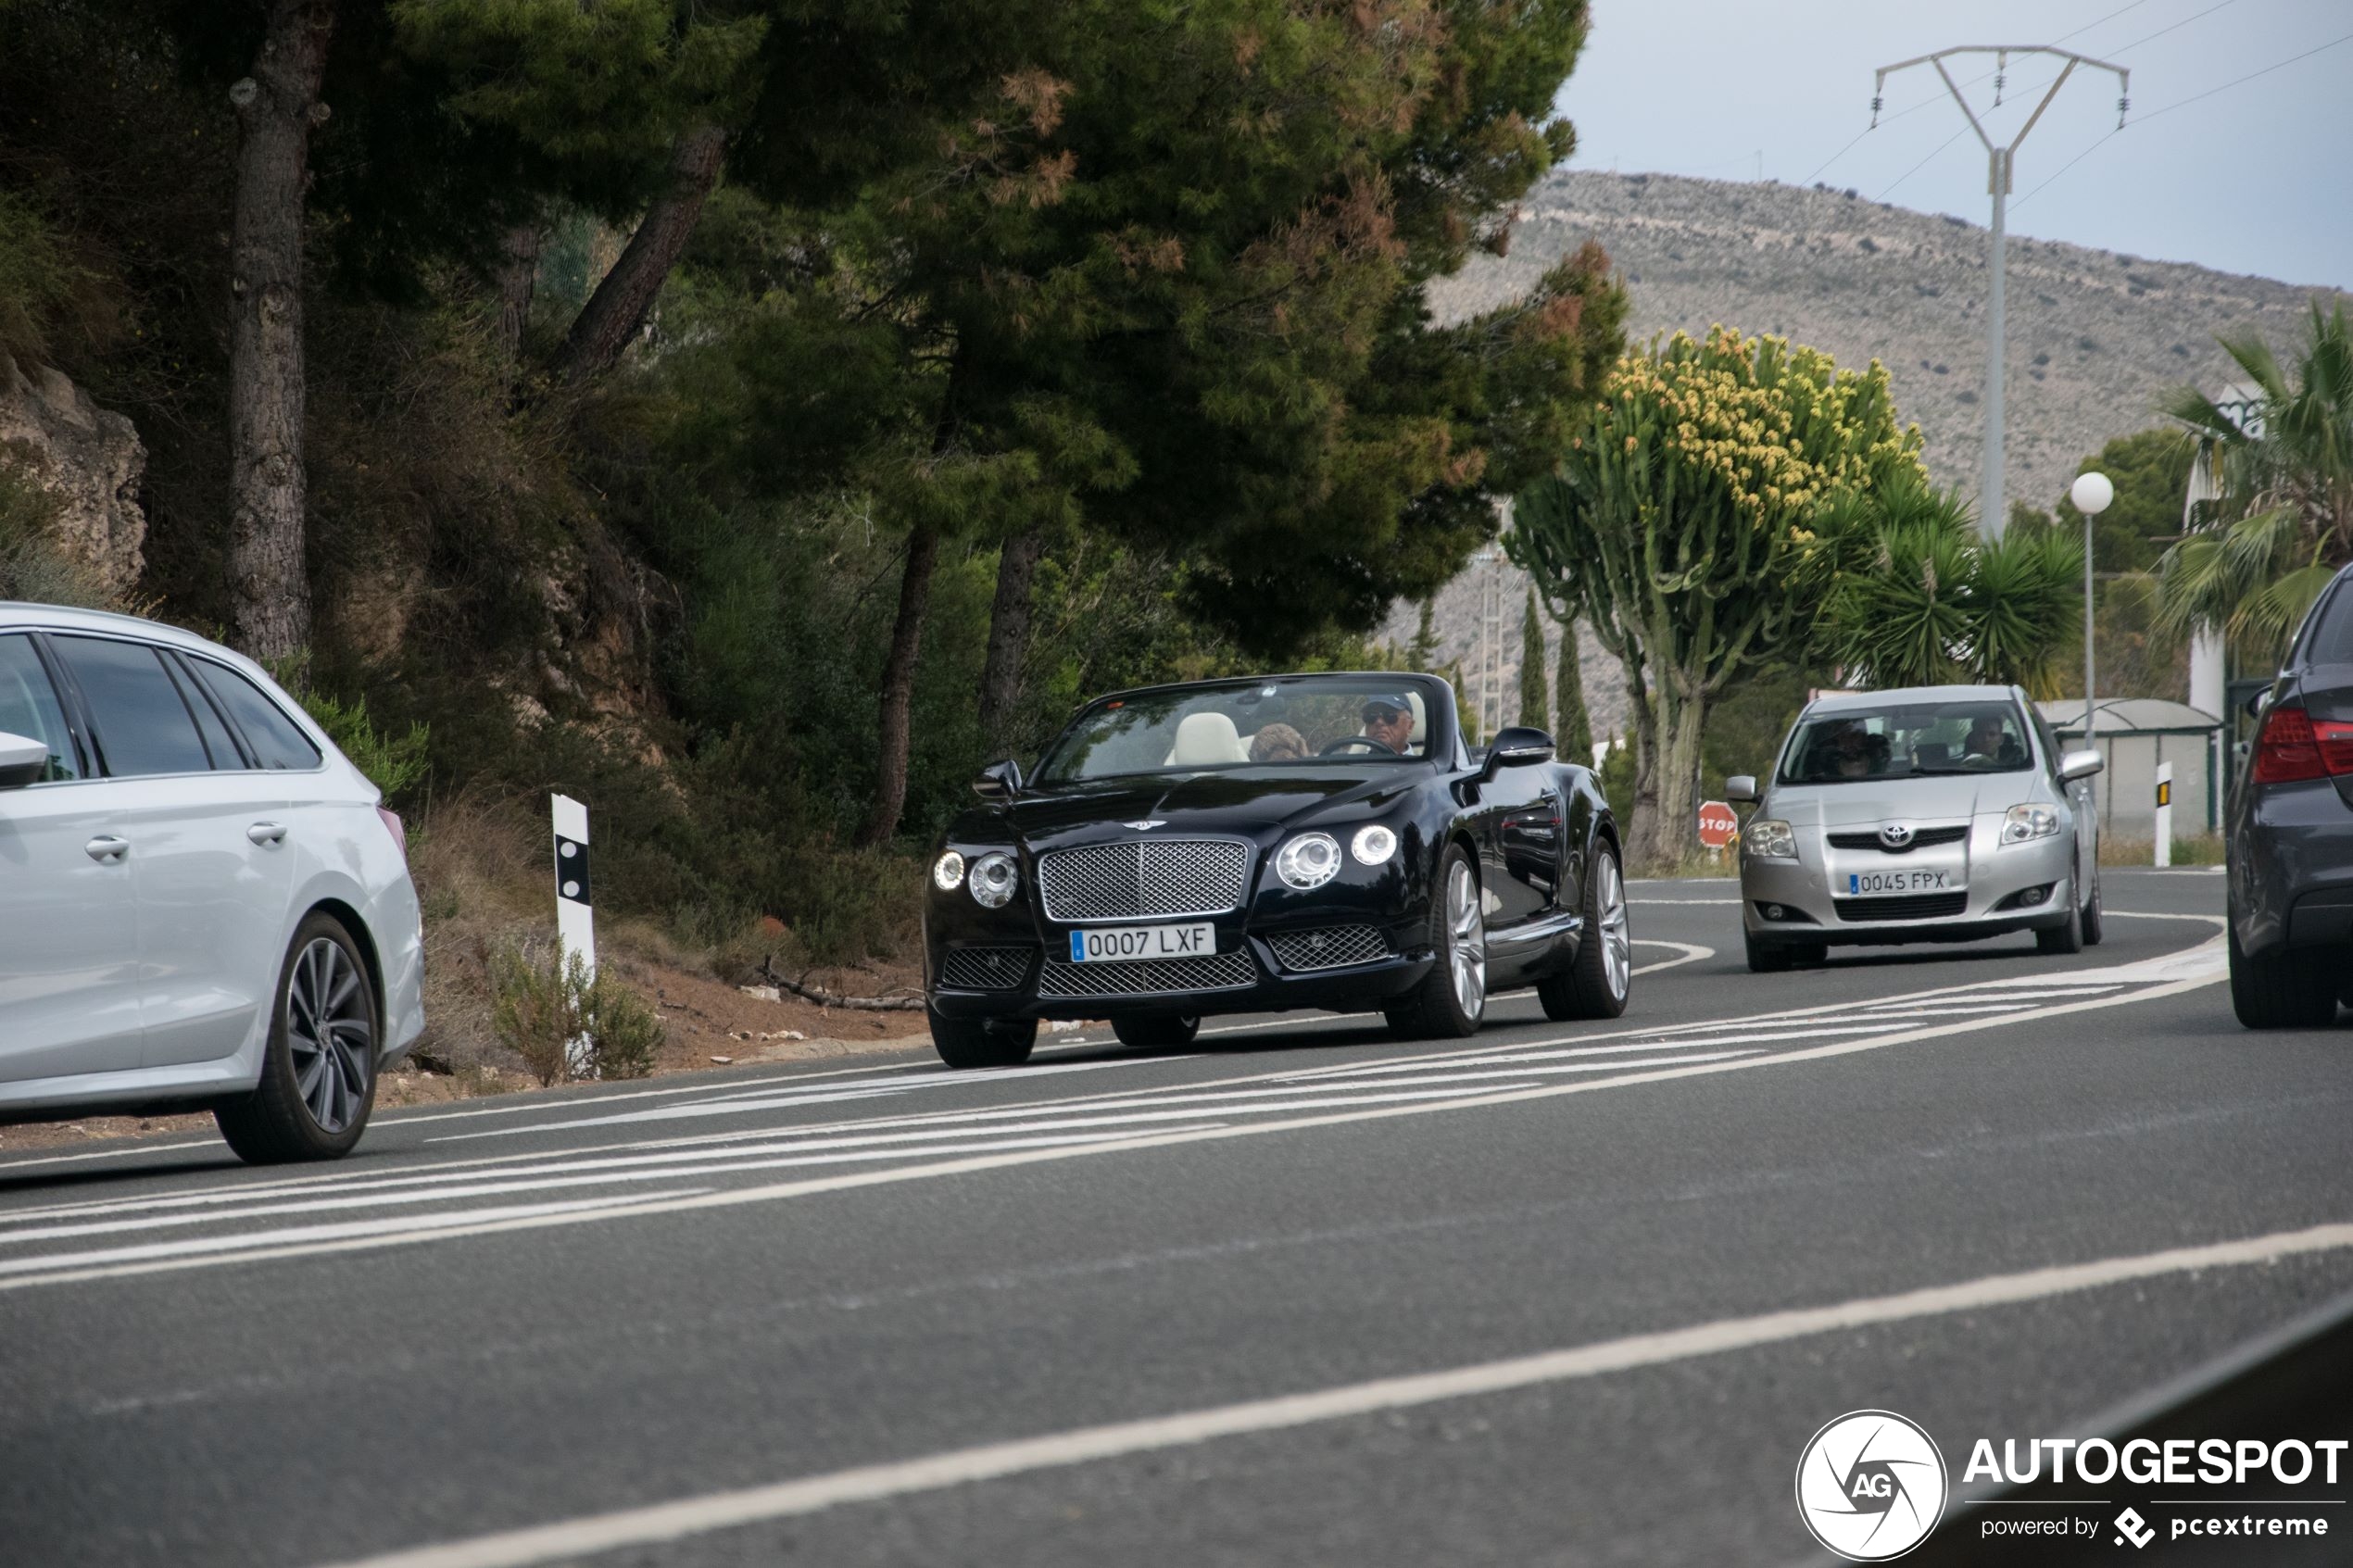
[[2098, 833, 2226, 868]]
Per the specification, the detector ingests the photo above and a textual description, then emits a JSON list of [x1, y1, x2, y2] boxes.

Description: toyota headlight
[[2002, 804, 2060, 844], [932, 850, 966, 891], [1745, 819, 1796, 859], [967, 851, 1019, 907], [1276, 832, 1341, 889], [1351, 823, 1399, 866]]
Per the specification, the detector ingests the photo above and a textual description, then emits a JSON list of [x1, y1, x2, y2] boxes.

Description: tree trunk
[[1616, 647, 1661, 869], [856, 523, 941, 847], [1647, 686, 1709, 870], [547, 121, 726, 384], [494, 221, 540, 361], [975, 526, 1045, 756], [225, 0, 335, 662]]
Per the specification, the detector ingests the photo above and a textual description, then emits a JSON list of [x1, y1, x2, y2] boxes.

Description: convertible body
[[921, 672, 1630, 1068]]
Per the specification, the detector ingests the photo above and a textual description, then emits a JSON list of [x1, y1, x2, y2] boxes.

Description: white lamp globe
[[2070, 470, 2115, 516]]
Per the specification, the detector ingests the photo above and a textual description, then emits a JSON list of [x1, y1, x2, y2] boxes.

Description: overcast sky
[[1554, 0, 2353, 292]]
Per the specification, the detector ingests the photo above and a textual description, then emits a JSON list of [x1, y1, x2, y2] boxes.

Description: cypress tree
[[1449, 660, 1481, 746], [1517, 586, 1548, 727], [1556, 619, 1595, 763], [1408, 597, 1438, 671]]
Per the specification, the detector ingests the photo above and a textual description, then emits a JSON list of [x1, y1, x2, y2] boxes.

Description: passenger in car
[[1250, 722, 1308, 762]]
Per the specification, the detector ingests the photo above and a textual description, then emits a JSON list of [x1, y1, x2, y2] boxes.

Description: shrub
[[489, 937, 664, 1085]]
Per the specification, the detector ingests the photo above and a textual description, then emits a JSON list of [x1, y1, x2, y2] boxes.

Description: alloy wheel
[[1596, 852, 1631, 999], [287, 937, 373, 1134], [1447, 859, 1488, 1018]]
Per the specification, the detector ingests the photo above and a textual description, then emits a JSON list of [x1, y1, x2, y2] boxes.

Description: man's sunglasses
[[1362, 706, 1405, 723]]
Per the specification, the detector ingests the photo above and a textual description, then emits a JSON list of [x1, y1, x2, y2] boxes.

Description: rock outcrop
[[0, 346, 146, 598]]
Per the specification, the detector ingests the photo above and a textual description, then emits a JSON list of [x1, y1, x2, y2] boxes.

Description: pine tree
[[1408, 597, 1438, 671], [1555, 619, 1594, 763], [1517, 586, 1549, 728]]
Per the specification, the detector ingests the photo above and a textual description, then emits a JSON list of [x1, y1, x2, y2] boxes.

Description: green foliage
[[1517, 586, 1549, 728], [0, 190, 77, 359], [1597, 736, 1634, 824], [1817, 481, 2084, 693], [489, 939, 664, 1085], [0, 463, 110, 608], [304, 690, 432, 803], [1554, 621, 1593, 762], [1512, 325, 1924, 863], [1408, 598, 1438, 671], [1449, 661, 1481, 746], [2157, 299, 2353, 656]]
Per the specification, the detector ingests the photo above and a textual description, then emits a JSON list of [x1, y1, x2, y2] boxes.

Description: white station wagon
[[0, 604, 424, 1161]]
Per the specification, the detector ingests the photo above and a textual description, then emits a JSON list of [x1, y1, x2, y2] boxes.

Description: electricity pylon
[[1873, 47, 2129, 538]]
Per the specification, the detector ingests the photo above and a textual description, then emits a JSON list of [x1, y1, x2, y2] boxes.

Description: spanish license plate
[[1068, 922, 1216, 962], [1847, 869, 1959, 895]]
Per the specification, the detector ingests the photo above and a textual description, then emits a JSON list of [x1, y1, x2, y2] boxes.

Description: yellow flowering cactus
[[1507, 325, 1926, 866]]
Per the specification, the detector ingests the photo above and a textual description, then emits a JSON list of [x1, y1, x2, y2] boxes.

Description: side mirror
[[2058, 748, 2105, 783], [1482, 725, 1554, 776], [971, 759, 1024, 800], [2244, 688, 2271, 720], [1725, 773, 1759, 805], [0, 731, 49, 790]]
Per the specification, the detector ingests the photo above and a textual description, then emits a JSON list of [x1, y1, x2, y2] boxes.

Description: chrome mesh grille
[[937, 946, 1035, 990], [1037, 838, 1251, 922], [1268, 925, 1390, 972], [1833, 891, 1969, 922], [1036, 950, 1258, 998]]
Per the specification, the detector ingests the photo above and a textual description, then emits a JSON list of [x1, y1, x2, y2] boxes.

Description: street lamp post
[[2070, 470, 2114, 745]]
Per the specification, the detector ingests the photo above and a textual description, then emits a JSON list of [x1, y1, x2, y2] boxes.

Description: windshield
[[1032, 675, 1444, 784], [1779, 699, 2032, 784]]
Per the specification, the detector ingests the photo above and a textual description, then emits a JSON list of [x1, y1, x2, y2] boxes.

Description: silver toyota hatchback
[[1728, 685, 2107, 972]]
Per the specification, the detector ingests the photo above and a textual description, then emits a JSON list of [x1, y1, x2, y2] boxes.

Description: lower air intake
[[1268, 925, 1390, 972], [938, 947, 1036, 990], [1036, 950, 1258, 998], [1833, 892, 1969, 922]]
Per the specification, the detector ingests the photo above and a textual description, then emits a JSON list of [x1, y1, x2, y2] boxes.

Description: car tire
[[2228, 918, 2338, 1028], [1384, 843, 1486, 1040], [1744, 928, 1792, 973], [929, 1009, 1038, 1069], [1538, 838, 1629, 1021], [2080, 869, 2105, 947], [2035, 897, 2083, 955], [214, 912, 380, 1165], [1112, 1014, 1200, 1049]]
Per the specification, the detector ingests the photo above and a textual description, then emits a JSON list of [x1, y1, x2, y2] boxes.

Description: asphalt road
[[5, 868, 2350, 1567]]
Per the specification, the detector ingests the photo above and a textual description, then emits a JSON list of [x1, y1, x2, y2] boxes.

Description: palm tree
[[2156, 299, 2353, 653]]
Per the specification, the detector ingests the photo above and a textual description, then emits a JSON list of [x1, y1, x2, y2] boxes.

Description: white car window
[[49, 635, 214, 778], [0, 633, 82, 781]]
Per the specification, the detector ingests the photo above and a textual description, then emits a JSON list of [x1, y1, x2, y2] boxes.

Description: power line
[[2106, 0, 2238, 57], [1877, 124, 1972, 201], [2011, 28, 2353, 208], [2052, 0, 2161, 44]]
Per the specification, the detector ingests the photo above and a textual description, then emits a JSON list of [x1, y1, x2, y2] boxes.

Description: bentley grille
[[1832, 891, 1969, 922], [937, 946, 1036, 990], [1036, 838, 1252, 922], [1268, 925, 1390, 972], [1036, 950, 1258, 998]]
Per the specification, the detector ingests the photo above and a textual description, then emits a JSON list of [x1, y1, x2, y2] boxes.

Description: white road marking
[[0, 940, 2225, 1292], [316, 1215, 2353, 1568]]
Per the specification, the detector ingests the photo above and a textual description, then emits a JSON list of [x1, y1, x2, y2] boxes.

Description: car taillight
[[2250, 706, 2353, 784], [376, 805, 409, 859]]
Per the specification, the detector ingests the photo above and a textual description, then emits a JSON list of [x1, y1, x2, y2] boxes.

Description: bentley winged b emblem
[[1123, 819, 1167, 832]]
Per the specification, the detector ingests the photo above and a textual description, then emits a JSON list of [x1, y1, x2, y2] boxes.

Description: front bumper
[[1741, 829, 2077, 947], [927, 923, 1437, 1021]]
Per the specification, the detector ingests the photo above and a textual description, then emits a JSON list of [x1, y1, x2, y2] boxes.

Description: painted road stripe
[[315, 1215, 2353, 1568], [0, 942, 2224, 1292]]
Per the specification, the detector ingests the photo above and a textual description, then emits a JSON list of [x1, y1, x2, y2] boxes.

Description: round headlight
[[932, 850, 966, 891], [1351, 824, 1398, 866], [967, 851, 1018, 908], [1275, 833, 1341, 890]]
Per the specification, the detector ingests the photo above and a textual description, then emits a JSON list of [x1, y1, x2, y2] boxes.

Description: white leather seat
[[1165, 711, 1248, 765]]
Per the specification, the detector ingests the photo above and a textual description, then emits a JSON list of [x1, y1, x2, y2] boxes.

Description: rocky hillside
[[1390, 168, 2347, 740]]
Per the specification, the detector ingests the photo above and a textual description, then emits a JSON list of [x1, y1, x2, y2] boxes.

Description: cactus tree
[[1511, 327, 1923, 867]]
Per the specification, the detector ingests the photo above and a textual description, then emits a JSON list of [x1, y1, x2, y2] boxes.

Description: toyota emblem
[[1879, 822, 1915, 848]]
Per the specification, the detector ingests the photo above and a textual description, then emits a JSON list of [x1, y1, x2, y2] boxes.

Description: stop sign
[[1695, 800, 1740, 850]]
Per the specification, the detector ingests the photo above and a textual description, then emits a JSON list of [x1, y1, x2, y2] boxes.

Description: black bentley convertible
[[921, 672, 1631, 1068]]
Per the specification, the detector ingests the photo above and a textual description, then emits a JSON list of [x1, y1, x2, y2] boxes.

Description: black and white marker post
[[552, 793, 596, 1076]]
